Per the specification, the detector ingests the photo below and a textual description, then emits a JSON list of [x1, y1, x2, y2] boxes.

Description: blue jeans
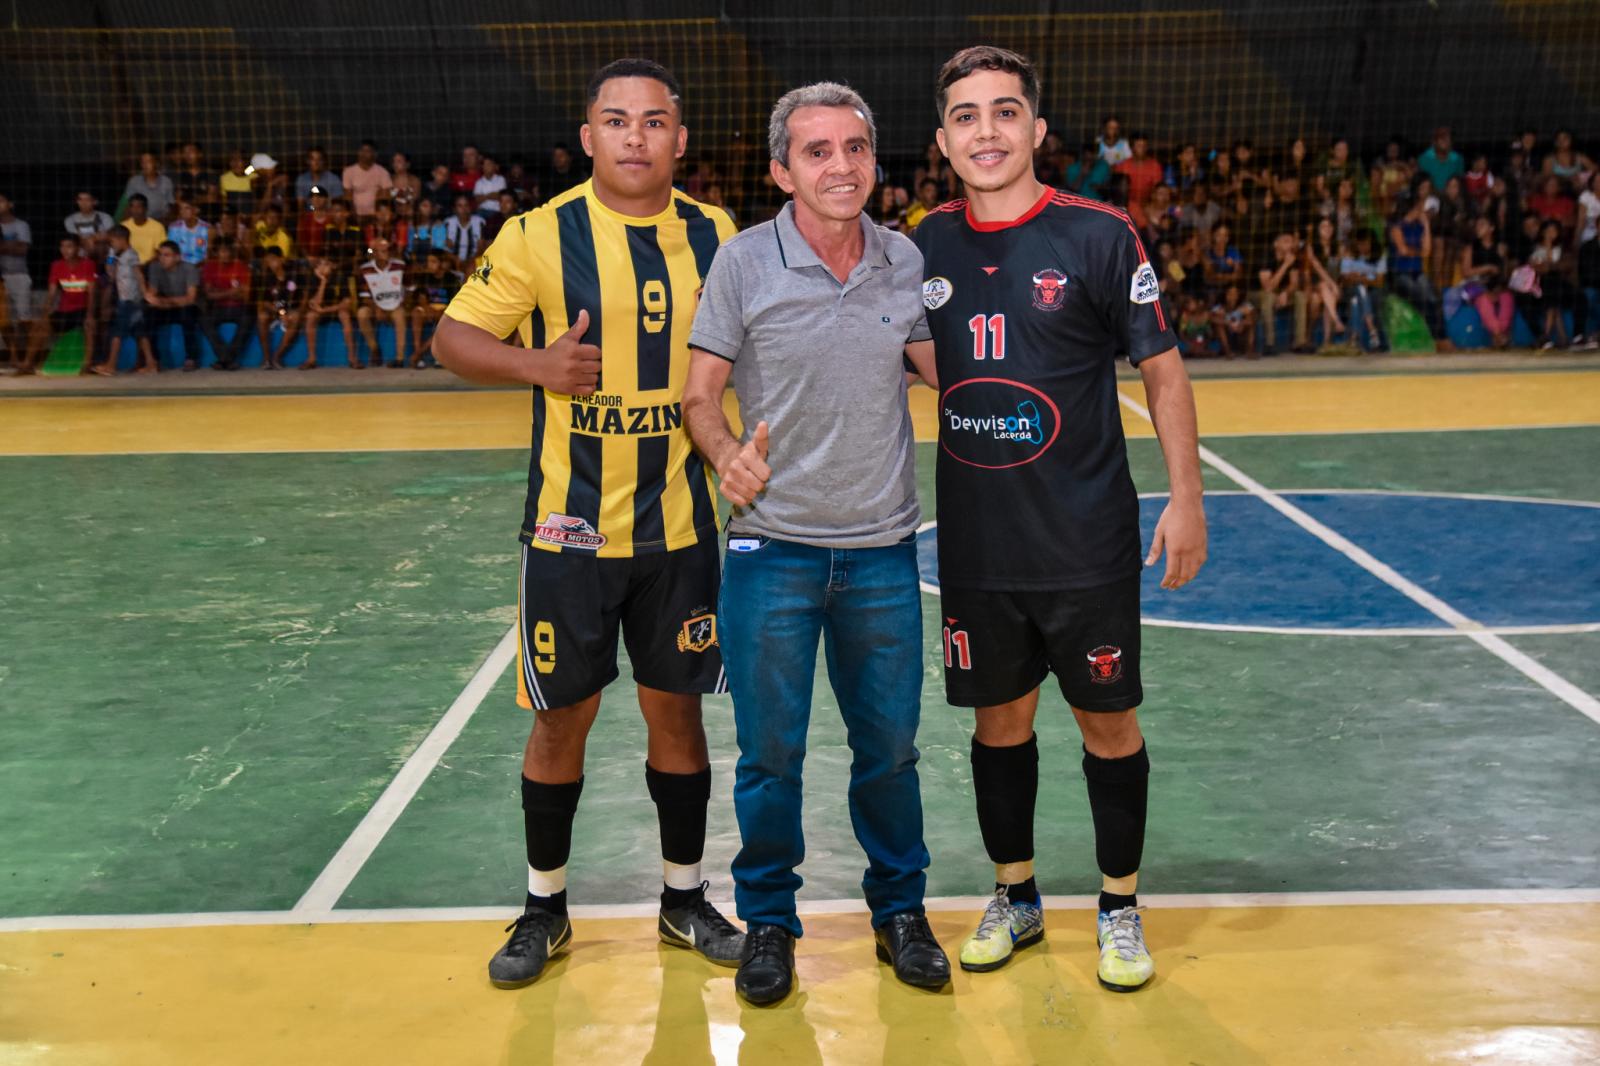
[[719, 535, 929, 937]]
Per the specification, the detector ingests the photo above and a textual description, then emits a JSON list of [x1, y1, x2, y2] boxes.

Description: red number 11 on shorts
[[943, 623, 972, 670]]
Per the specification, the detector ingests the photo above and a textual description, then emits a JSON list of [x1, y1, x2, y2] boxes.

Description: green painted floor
[[2, 431, 1597, 917]]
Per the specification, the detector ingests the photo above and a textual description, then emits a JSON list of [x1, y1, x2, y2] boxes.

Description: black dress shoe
[[736, 923, 795, 1006], [874, 912, 950, 989]]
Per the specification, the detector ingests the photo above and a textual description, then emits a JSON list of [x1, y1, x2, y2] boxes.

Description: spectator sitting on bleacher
[[253, 205, 295, 260], [1340, 230, 1388, 352], [482, 191, 518, 245], [1527, 219, 1591, 350], [320, 198, 364, 274], [442, 194, 485, 270], [473, 154, 508, 220], [220, 152, 255, 214], [1211, 283, 1258, 358], [173, 142, 218, 219], [18, 235, 96, 375], [295, 147, 343, 208], [1178, 181, 1222, 240], [406, 198, 446, 262], [199, 237, 251, 370], [424, 164, 454, 216], [1417, 126, 1464, 192], [364, 201, 409, 259], [1579, 173, 1600, 313], [1114, 132, 1163, 228], [255, 247, 305, 370], [1063, 143, 1111, 200], [1096, 116, 1131, 166], [141, 239, 203, 371], [1202, 223, 1244, 299], [1460, 216, 1513, 349], [409, 248, 461, 369], [64, 191, 114, 247], [1165, 143, 1205, 193], [1542, 129, 1595, 186], [1388, 194, 1443, 339], [122, 194, 166, 266], [389, 150, 423, 209], [1255, 232, 1310, 354], [296, 186, 332, 260], [342, 140, 391, 222], [903, 179, 940, 232], [451, 145, 482, 196], [356, 236, 409, 368], [302, 256, 356, 371], [168, 200, 211, 265], [123, 152, 176, 222], [1529, 175, 1576, 228]]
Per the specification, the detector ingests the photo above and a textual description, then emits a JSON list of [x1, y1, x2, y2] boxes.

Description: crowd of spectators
[[0, 140, 592, 374], [1, 122, 1597, 374]]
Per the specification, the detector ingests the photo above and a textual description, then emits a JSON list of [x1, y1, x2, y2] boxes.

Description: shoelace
[[502, 909, 560, 956], [747, 924, 790, 961], [972, 889, 1014, 942], [1103, 907, 1146, 961], [685, 882, 740, 937], [892, 913, 937, 944]]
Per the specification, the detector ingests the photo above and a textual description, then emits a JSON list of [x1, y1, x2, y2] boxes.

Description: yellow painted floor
[[5, 905, 1598, 1065], [2, 370, 1596, 455]]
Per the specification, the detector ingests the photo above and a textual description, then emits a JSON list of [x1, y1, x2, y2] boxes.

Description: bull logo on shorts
[[1086, 644, 1123, 685], [676, 613, 718, 654], [1031, 268, 1068, 311]]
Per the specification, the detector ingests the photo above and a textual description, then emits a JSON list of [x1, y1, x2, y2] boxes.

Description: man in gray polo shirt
[[682, 82, 946, 1006]]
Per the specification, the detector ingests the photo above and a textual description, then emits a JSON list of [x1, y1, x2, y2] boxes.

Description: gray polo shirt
[[145, 260, 198, 301], [688, 202, 930, 549]]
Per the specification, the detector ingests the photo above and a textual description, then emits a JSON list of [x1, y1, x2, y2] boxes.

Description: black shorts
[[515, 537, 726, 710], [940, 574, 1142, 712], [49, 309, 87, 332]]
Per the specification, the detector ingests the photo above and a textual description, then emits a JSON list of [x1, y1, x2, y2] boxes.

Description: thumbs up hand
[[532, 308, 602, 395], [716, 420, 772, 508]]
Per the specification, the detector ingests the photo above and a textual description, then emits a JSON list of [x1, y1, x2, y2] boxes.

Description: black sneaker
[[735, 923, 795, 1006], [874, 912, 950, 989], [659, 881, 745, 966], [487, 907, 572, 989]]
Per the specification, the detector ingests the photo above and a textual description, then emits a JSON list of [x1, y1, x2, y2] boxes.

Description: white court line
[[1117, 392, 1600, 726], [5, 889, 1599, 933], [1137, 488, 1600, 508], [292, 624, 518, 913]]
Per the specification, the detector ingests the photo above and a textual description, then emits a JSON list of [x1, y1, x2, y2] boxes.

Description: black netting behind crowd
[[1, 0, 1597, 266]]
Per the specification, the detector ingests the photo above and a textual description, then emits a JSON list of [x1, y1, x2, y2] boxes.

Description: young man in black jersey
[[912, 46, 1207, 992]]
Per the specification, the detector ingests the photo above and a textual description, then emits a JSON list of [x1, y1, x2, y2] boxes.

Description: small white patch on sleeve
[[1130, 262, 1160, 305], [923, 276, 953, 310]]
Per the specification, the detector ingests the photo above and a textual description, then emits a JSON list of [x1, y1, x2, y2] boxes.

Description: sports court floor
[[2, 367, 1598, 1064]]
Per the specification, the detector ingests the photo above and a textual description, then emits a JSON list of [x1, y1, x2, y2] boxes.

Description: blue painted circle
[[916, 492, 1600, 631]]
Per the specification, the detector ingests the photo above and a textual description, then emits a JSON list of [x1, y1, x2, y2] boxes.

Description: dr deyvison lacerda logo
[[940, 377, 1062, 470]]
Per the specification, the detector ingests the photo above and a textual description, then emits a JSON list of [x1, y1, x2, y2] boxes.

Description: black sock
[[1099, 890, 1137, 913], [645, 762, 711, 908], [1082, 744, 1150, 912], [522, 775, 583, 915], [971, 733, 1039, 866], [998, 876, 1040, 905]]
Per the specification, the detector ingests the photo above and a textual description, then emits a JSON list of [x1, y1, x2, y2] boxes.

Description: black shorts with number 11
[[940, 574, 1143, 712]]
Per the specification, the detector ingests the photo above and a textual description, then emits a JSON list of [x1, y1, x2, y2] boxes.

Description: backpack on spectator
[[1508, 264, 1541, 298]]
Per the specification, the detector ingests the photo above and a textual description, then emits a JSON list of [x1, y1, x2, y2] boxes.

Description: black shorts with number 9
[[516, 537, 727, 711], [939, 573, 1143, 712]]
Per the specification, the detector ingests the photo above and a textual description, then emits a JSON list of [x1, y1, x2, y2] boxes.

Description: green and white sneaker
[[959, 888, 1045, 973], [1096, 907, 1154, 992]]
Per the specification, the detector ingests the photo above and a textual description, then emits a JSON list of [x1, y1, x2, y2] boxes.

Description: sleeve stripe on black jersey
[[1054, 192, 1169, 332]]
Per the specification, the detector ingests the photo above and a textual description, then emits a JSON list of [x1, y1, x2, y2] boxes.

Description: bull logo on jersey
[[1087, 645, 1123, 685], [1031, 268, 1069, 311], [676, 613, 718, 654]]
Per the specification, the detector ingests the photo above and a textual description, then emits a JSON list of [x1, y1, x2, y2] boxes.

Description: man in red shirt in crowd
[[21, 235, 96, 374], [449, 145, 482, 195], [1113, 132, 1164, 229], [296, 186, 331, 260], [200, 237, 252, 370]]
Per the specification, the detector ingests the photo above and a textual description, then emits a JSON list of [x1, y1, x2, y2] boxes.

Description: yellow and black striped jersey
[[443, 180, 736, 558]]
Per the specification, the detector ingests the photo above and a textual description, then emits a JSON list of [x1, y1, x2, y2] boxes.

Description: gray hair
[[768, 82, 877, 167]]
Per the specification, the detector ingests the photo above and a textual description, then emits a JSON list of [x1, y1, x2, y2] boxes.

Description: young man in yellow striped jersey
[[435, 59, 743, 989]]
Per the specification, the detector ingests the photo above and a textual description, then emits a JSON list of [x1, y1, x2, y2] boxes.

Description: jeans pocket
[[727, 533, 769, 554]]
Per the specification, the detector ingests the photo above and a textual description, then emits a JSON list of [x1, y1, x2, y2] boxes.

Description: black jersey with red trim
[[911, 187, 1176, 590]]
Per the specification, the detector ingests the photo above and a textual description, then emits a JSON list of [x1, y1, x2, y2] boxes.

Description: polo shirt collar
[[773, 201, 890, 274]]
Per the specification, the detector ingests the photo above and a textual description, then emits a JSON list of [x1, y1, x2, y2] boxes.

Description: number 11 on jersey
[[968, 313, 1006, 360]]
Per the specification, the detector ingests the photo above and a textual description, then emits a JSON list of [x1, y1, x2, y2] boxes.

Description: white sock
[[663, 859, 702, 892], [528, 864, 566, 897]]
